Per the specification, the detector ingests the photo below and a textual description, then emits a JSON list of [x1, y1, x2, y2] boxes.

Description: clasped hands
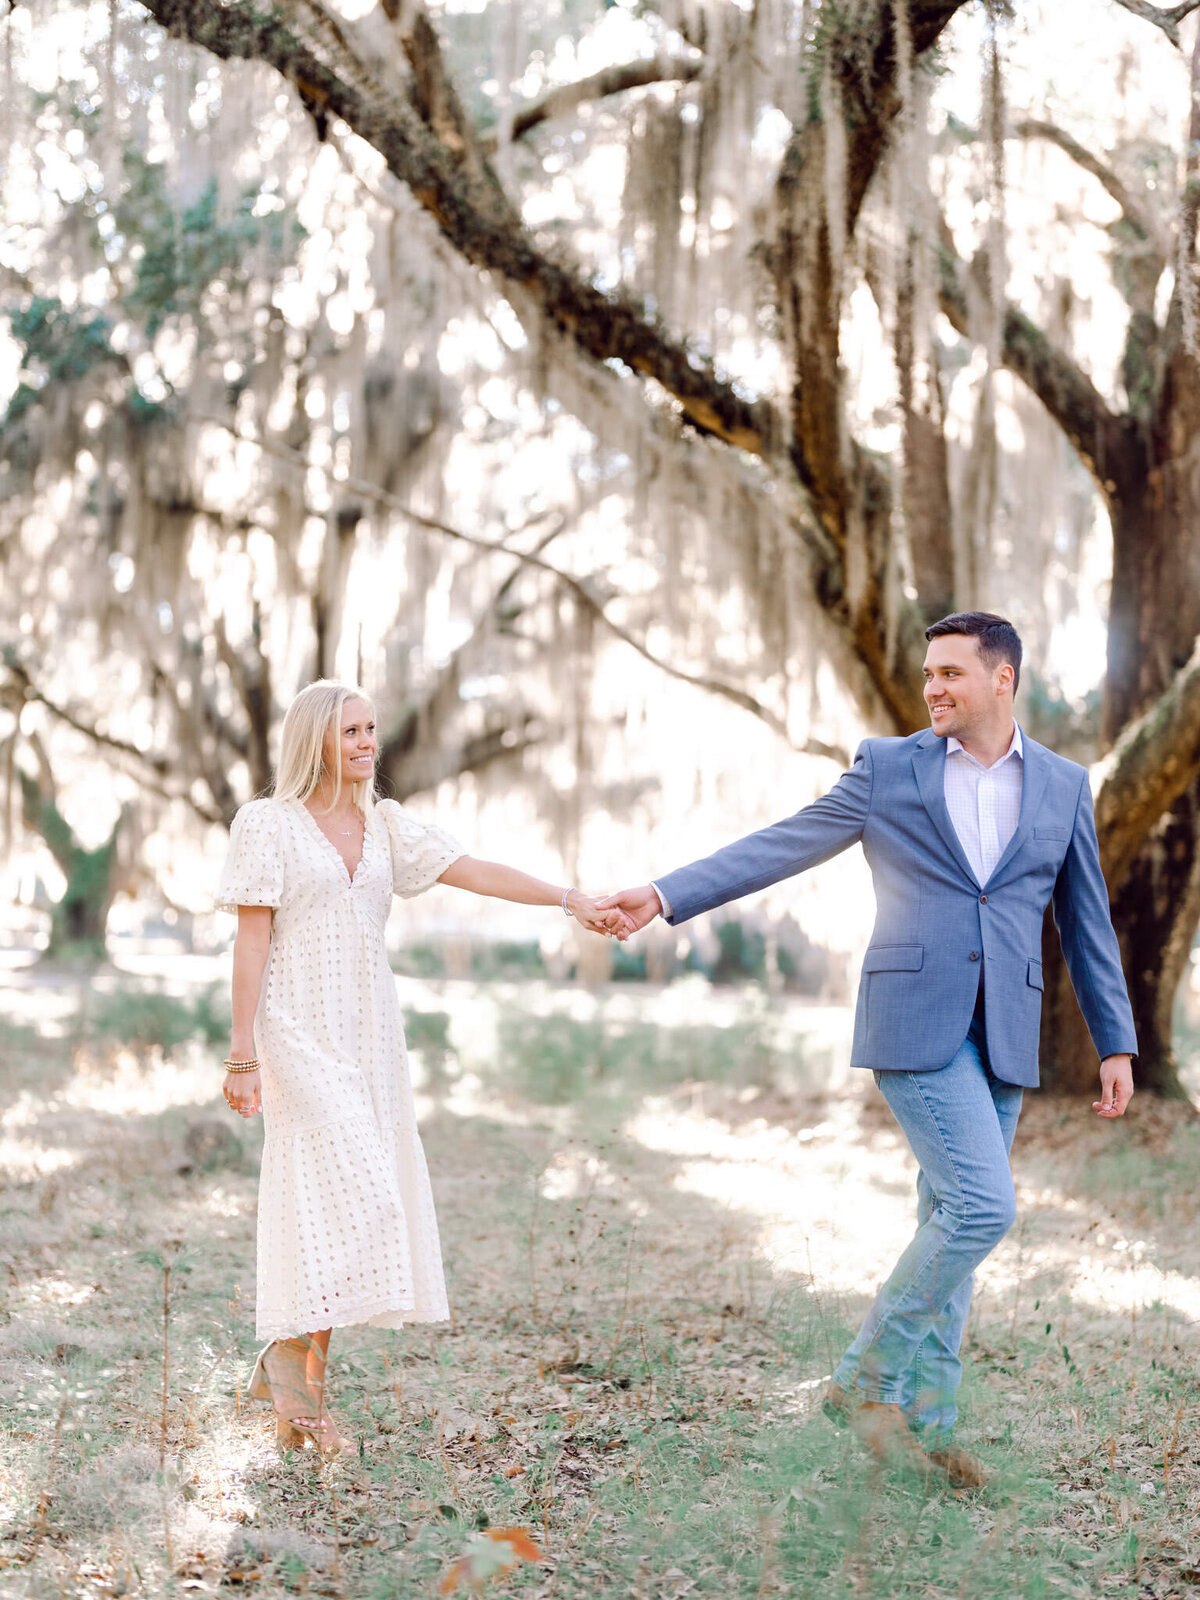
[[566, 886, 646, 939], [571, 883, 660, 940]]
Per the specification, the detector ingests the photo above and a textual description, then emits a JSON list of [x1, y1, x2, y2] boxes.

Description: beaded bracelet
[[223, 1057, 260, 1074]]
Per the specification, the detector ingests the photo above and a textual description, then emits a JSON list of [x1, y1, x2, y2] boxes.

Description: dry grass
[[0, 976, 1197, 1599]]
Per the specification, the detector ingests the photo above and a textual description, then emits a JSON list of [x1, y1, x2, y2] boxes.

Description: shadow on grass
[[1, 979, 1198, 1598]]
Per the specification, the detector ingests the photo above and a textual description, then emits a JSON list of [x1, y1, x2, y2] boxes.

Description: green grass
[[0, 979, 1197, 1598], [1071, 1120, 1200, 1222]]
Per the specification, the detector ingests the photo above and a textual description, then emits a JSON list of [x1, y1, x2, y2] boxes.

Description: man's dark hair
[[924, 611, 1022, 695]]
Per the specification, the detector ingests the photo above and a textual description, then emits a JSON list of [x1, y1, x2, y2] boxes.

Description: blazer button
[[979, 894, 988, 904], [968, 950, 980, 961]]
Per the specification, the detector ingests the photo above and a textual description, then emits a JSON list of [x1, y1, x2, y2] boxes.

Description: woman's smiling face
[[327, 695, 377, 786]]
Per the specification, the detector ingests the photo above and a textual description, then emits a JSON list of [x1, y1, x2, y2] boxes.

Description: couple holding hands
[[218, 611, 1136, 1488]]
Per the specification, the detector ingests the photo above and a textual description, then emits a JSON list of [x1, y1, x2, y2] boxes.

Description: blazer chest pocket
[[1033, 826, 1068, 843], [862, 944, 924, 973]]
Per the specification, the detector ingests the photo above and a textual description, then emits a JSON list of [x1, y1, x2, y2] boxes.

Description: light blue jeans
[[833, 1016, 1023, 1446]]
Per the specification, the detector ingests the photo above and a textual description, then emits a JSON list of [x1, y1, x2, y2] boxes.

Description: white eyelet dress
[[216, 797, 464, 1341]]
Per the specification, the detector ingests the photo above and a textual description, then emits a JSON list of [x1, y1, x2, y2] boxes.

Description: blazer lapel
[[984, 730, 1051, 888], [911, 733, 982, 889]]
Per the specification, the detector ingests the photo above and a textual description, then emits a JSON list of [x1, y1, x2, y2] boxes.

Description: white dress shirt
[[652, 722, 1025, 918], [943, 723, 1023, 886]]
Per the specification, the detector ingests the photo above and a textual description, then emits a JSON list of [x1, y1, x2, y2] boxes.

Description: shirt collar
[[946, 723, 1023, 767]]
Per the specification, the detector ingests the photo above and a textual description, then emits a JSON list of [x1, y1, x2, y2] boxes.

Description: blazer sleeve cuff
[[1095, 1036, 1138, 1060]]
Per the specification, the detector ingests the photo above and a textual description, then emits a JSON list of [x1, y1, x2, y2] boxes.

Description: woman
[[217, 680, 626, 1453]]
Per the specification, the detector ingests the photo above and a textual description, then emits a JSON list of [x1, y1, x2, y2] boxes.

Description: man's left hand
[[1093, 1055, 1133, 1118]]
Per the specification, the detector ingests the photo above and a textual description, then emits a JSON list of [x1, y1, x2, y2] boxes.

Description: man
[[599, 612, 1136, 1489]]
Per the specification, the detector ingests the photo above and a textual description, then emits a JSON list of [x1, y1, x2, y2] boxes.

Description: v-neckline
[[296, 800, 367, 886]]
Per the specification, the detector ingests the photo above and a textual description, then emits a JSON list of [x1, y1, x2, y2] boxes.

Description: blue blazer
[[656, 729, 1137, 1088]]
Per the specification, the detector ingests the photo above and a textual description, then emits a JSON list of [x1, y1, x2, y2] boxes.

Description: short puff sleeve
[[376, 799, 465, 898], [215, 799, 285, 913]]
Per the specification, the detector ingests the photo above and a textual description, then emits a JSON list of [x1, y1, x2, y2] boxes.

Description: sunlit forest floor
[[1, 959, 1198, 1599]]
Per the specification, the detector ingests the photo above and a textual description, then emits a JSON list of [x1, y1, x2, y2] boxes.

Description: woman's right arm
[[225, 905, 273, 1116]]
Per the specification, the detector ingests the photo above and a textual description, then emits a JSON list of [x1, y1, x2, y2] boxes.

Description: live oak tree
[[5, 0, 1200, 1092], [103, 0, 1200, 1097], [0, 29, 597, 953], [1, 0, 849, 961]]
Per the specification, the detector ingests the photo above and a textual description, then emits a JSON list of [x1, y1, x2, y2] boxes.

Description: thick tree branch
[[937, 236, 1121, 495], [500, 54, 705, 145], [1, 654, 223, 825], [17, 768, 76, 877], [1095, 634, 1200, 889], [768, 2, 970, 736], [135, 0, 781, 458], [213, 605, 273, 797], [378, 525, 562, 797], [780, 2, 971, 248], [776, 1, 972, 504], [4, 651, 169, 781], [1110, 0, 1200, 48], [14, 727, 74, 875], [999, 306, 1122, 485], [1012, 117, 1169, 260], [191, 412, 847, 766], [374, 0, 515, 224], [172, 640, 245, 822]]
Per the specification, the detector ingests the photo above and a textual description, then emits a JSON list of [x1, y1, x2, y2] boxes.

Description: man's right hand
[[594, 884, 662, 933]]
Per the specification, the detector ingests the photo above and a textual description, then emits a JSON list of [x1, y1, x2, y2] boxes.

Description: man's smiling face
[[922, 634, 1005, 741]]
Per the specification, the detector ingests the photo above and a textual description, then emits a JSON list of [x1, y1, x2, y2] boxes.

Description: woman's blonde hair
[[273, 680, 376, 816]]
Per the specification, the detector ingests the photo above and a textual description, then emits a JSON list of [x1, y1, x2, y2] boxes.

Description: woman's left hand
[[568, 891, 635, 939], [223, 1067, 263, 1118]]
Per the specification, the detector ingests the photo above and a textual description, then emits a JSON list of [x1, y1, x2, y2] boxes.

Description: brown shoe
[[821, 1382, 853, 1427], [848, 1401, 934, 1472], [924, 1444, 989, 1489]]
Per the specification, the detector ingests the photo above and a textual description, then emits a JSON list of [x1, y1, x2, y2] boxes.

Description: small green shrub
[[404, 1009, 452, 1054], [611, 941, 648, 982], [392, 941, 447, 978], [87, 984, 229, 1053], [712, 920, 767, 984], [469, 939, 546, 980]]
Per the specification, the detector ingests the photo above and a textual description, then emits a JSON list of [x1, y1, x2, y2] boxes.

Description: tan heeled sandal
[[248, 1337, 341, 1455], [314, 1401, 351, 1457], [303, 1344, 353, 1457]]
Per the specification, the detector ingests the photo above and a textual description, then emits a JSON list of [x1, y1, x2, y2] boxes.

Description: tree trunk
[[896, 229, 955, 627], [314, 505, 362, 680], [1100, 376, 1200, 1098], [1109, 787, 1200, 1097], [1037, 787, 1199, 1101], [772, 55, 929, 735], [1041, 403, 1200, 1098], [1103, 425, 1200, 748], [1037, 908, 1096, 1096], [20, 770, 122, 963], [46, 832, 120, 963]]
